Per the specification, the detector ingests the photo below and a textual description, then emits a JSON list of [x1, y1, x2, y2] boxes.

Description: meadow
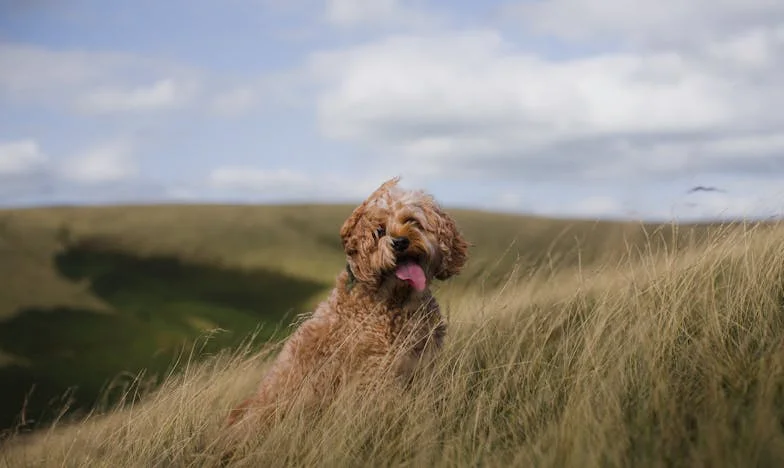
[[1, 204, 782, 467]]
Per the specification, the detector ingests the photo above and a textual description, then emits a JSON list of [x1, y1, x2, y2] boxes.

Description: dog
[[225, 177, 468, 433]]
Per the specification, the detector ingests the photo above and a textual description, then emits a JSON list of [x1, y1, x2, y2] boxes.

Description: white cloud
[[209, 168, 311, 192], [209, 86, 260, 116], [705, 27, 783, 68], [325, 0, 437, 29], [60, 141, 138, 184], [489, 189, 629, 219], [495, 191, 523, 211], [314, 32, 734, 138], [0, 43, 216, 114], [308, 25, 784, 182], [79, 78, 195, 113], [0, 42, 302, 118], [505, 0, 784, 48], [0, 139, 47, 176], [2, 1, 783, 222], [573, 196, 624, 217], [0, 43, 124, 98], [0, 138, 152, 203], [671, 187, 784, 220], [207, 167, 382, 200]]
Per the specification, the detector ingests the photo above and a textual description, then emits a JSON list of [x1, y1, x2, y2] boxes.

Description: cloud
[[209, 168, 311, 192], [79, 78, 197, 113], [308, 25, 784, 182], [488, 187, 631, 219], [0, 138, 152, 204], [209, 86, 260, 116], [0, 43, 218, 115], [2, 1, 782, 222], [0, 43, 115, 97], [325, 0, 438, 29], [313, 31, 732, 138], [207, 167, 382, 201], [495, 191, 524, 211], [0, 139, 47, 176], [0, 139, 54, 202], [573, 196, 625, 217], [504, 0, 784, 49], [60, 141, 138, 184], [0, 42, 305, 119], [672, 190, 784, 221]]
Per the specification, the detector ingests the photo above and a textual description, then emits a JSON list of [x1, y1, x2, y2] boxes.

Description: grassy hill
[[0, 204, 772, 467]]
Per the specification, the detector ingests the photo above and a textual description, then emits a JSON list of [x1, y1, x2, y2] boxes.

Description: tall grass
[[3, 221, 784, 467]]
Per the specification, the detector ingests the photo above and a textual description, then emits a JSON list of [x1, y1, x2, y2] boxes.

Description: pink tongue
[[394, 261, 427, 291]]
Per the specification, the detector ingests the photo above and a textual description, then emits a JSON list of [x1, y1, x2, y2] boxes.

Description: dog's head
[[340, 177, 468, 294]]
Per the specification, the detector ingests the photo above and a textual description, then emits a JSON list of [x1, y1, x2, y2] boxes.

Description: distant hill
[[0, 204, 726, 432]]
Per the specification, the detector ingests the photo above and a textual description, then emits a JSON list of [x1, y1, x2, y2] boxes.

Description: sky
[[1, 0, 784, 221]]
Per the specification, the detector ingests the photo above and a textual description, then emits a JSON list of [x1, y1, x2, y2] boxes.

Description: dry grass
[[3, 220, 784, 467]]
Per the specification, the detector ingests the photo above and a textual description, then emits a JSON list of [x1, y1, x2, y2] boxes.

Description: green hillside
[[0, 204, 722, 434]]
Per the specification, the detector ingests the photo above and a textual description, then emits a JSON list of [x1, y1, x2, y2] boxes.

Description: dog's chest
[[330, 289, 444, 370]]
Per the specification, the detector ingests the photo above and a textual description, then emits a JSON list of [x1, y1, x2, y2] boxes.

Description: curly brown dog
[[225, 177, 468, 432]]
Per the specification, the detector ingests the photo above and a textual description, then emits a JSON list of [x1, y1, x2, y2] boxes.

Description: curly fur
[[225, 177, 468, 432]]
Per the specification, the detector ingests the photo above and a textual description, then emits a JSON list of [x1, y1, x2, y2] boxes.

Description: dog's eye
[[404, 217, 422, 228], [375, 226, 386, 238]]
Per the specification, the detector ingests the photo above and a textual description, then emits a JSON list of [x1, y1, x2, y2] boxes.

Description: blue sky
[[2, 0, 784, 220]]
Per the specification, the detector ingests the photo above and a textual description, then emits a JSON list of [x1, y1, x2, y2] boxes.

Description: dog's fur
[[225, 177, 468, 430]]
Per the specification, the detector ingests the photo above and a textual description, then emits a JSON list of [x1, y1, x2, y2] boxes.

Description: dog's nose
[[392, 236, 410, 252]]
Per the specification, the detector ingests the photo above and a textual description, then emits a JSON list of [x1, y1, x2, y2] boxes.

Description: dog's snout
[[392, 236, 410, 252]]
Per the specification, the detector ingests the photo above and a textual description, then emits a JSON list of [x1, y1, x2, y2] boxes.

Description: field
[[1, 204, 783, 466]]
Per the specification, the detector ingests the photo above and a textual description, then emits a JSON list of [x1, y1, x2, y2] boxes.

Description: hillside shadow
[[0, 236, 328, 434]]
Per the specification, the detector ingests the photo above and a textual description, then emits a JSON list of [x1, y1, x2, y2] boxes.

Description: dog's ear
[[340, 198, 383, 284], [340, 202, 365, 254], [340, 177, 398, 253], [432, 205, 469, 280]]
